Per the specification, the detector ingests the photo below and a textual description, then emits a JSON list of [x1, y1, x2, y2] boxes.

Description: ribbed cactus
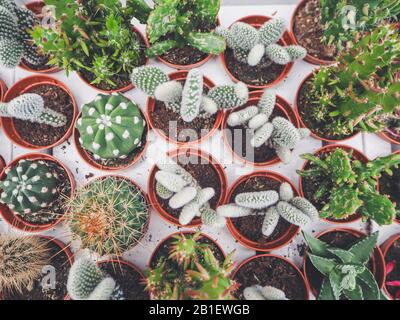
[[244, 285, 288, 300], [207, 82, 249, 109], [67, 259, 123, 301], [0, 159, 58, 215], [76, 94, 146, 160], [180, 69, 204, 122], [0, 94, 67, 127]]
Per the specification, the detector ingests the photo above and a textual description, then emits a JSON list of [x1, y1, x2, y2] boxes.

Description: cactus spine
[[244, 285, 288, 300]]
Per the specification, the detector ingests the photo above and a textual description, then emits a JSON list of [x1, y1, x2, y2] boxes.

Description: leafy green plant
[[146, 232, 238, 300], [303, 231, 387, 300], [297, 147, 400, 225]]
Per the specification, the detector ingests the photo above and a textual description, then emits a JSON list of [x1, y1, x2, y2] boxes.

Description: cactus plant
[[76, 94, 146, 160], [207, 82, 249, 110], [65, 177, 148, 257], [244, 285, 288, 300], [0, 159, 58, 215], [217, 17, 307, 67], [146, 232, 238, 300], [180, 69, 203, 122], [297, 148, 400, 225], [0, 94, 67, 127]]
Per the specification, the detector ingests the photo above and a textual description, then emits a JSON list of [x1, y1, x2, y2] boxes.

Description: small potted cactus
[[0, 235, 73, 300], [131, 66, 248, 145], [233, 254, 309, 300], [218, 171, 317, 252], [67, 258, 148, 300], [146, 231, 238, 300], [74, 93, 148, 171], [0, 154, 75, 232], [381, 233, 400, 300], [148, 148, 227, 228], [222, 89, 309, 166], [1, 75, 77, 150], [217, 15, 306, 89], [65, 175, 149, 257], [298, 145, 400, 225], [303, 229, 386, 300]]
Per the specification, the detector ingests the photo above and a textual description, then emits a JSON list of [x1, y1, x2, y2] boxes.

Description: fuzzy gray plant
[[244, 285, 288, 300]]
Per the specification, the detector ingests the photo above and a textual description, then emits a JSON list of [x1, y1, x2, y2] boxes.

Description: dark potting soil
[[99, 261, 149, 300], [17, 160, 72, 225], [21, 55, 53, 71], [234, 255, 307, 300], [230, 176, 292, 243], [226, 106, 288, 164], [380, 166, 400, 217], [384, 239, 400, 299], [14, 84, 74, 147], [3, 240, 70, 300], [224, 48, 285, 86], [155, 154, 222, 223], [293, 0, 336, 62]]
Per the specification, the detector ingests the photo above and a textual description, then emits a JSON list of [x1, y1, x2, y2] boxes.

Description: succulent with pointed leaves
[[244, 285, 288, 300]]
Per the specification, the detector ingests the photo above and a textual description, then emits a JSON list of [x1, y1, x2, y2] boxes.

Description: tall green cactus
[[76, 94, 146, 160]]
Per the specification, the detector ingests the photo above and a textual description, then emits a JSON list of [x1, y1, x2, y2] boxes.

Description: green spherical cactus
[[76, 94, 146, 160], [131, 66, 169, 98], [0, 159, 58, 215]]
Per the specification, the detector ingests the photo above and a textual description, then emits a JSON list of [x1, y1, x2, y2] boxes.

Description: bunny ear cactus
[[244, 285, 288, 300], [207, 82, 249, 109], [180, 69, 204, 122], [76, 94, 146, 160], [0, 159, 58, 215]]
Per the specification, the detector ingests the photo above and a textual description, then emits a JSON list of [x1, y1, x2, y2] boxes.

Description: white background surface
[[1, 1, 399, 299]]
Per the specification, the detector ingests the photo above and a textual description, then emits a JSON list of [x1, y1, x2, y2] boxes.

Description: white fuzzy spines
[[244, 285, 288, 300], [180, 69, 203, 122], [154, 81, 183, 103], [227, 106, 259, 127], [235, 190, 279, 210]]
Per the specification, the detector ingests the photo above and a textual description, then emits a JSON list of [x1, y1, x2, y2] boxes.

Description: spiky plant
[[297, 148, 400, 225], [146, 232, 238, 300], [0, 235, 50, 294], [303, 231, 387, 300], [243, 285, 288, 300], [65, 176, 149, 257]]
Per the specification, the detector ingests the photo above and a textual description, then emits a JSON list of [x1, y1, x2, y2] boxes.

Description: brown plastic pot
[[73, 107, 150, 171], [299, 144, 369, 224], [233, 253, 310, 300], [77, 27, 149, 94], [294, 72, 360, 143], [220, 15, 295, 89], [290, 0, 336, 66], [146, 71, 222, 146], [0, 153, 76, 233], [222, 90, 299, 167], [303, 228, 386, 298], [0, 79, 8, 101], [380, 233, 400, 300], [148, 148, 227, 228], [1, 75, 78, 150], [19, 1, 61, 74], [226, 171, 300, 252]]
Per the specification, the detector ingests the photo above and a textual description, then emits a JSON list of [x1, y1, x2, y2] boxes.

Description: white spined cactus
[[217, 204, 253, 218], [286, 46, 307, 61], [227, 105, 259, 127], [154, 81, 183, 103], [169, 186, 198, 209], [230, 22, 259, 50], [244, 285, 288, 300], [258, 17, 286, 46], [247, 43, 265, 66], [131, 66, 169, 97], [201, 95, 218, 115], [279, 182, 294, 202], [200, 206, 226, 228], [251, 122, 274, 148], [276, 201, 311, 227], [155, 171, 188, 193], [180, 69, 203, 122], [265, 44, 291, 65], [290, 197, 319, 221], [207, 82, 249, 110], [258, 89, 276, 118], [235, 190, 279, 210], [262, 206, 280, 237], [248, 113, 269, 130], [155, 181, 174, 199]]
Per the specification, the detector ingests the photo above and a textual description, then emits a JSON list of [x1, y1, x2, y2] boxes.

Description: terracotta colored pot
[[0, 156, 5, 174], [220, 15, 295, 89], [19, 1, 61, 74], [0, 153, 76, 233], [73, 107, 150, 171], [0, 79, 8, 101], [222, 90, 299, 167], [298, 144, 369, 224], [146, 71, 222, 145], [148, 148, 227, 228], [379, 131, 400, 145], [290, 0, 336, 66], [303, 228, 386, 298], [226, 171, 300, 252], [77, 27, 149, 94], [295, 72, 360, 143], [1, 75, 78, 150], [380, 233, 400, 300], [232, 253, 310, 300]]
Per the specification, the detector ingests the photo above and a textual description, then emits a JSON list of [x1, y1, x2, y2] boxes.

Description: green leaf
[[79, 40, 89, 57], [185, 32, 226, 55], [327, 248, 354, 263], [146, 40, 177, 57], [193, 0, 220, 22], [357, 268, 380, 300], [318, 278, 336, 300], [360, 192, 396, 225], [329, 270, 343, 300], [348, 232, 378, 265], [147, 1, 179, 43], [302, 231, 331, 256], [308, 254, 337, 276], [343, 284, 364, 300]]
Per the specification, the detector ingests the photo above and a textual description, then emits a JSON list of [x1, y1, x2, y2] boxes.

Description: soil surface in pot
[[13, 84, 74, 147], [99, 261, 149, 300], [229, 175, 291, 243], [293, 0, 336, 62], [384, 238, 400, 299], [3, 240, 70, 300], [151, 82, 217, 143], [234, 255, 307, 300], [14, 160, 72, 225], [224, 49, 285, 86], [21, 55, 53, 72], [155, 154, 222, 223], [226, 106, 288, 164], [380, 166, 400, 219]]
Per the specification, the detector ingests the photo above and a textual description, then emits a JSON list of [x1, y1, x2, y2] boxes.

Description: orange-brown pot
[[380, 233, 400, 300]]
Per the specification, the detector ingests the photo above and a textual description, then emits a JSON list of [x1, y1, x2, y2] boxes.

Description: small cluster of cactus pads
[[227, 89, 310, 164], [217, 18, 307, 67], [217, 182, 318, 237], [244, 285, 288, 300], [131, 66, 249, 122], [76, 93, 146, 160], [154, 154, 225, 227]]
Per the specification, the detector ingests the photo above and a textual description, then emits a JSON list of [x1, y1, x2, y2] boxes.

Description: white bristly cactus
[[156, 182, 174, 199], [276, 201, 311, 227], [235, 190, 279, 210], [248, 113, 269, 130], [217, 204, 253, 218], [258, 90, 276, 118], [155, 171, 188, 193], [169, 186, 198, 209], [207, 82, 249, 110], [286, 46, 307, 61], [262, 206, 280, 237], [290, 197, 319, 221], [201, 96, 218, 115], [247, 43, 265, 66], [251, 122, 274, 148], [200, 206, 226, 228], [265, 44, 291, 65], [230, 22, 259, 50], [131, 66, 169, 97], [180, 69, 203, 122], [244, 285, 288, 300], [154, 81, 183, 103], [279, 182, 294, 202], [227, 106, 259, 127], [258, 17, 286, 46]]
